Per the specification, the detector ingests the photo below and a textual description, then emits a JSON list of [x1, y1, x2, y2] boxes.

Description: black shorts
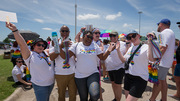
[[124, 74, 147, 98], [108, 68, 125, 84]]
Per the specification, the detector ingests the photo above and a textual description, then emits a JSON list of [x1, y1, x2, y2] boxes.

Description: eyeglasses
[[61, 30, 69, 33], [16, 61, 23, 63], [109, 35, 117, 37], [126, 34, 137, 40], [87, 35, 93, 40], [36, 43, 45, 47], [94, 32, 100, 35]]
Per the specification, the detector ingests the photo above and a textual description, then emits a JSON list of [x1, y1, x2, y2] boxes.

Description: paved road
[[4, 69, 180, 101]]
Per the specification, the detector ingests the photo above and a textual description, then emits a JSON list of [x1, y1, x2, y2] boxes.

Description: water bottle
[[52, 32, 60, 53]]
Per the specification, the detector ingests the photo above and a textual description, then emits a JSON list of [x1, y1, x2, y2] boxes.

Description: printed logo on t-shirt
[[158, 34, 163, 45], [80, 48, 95, 54], [128, 50, 140, 56]]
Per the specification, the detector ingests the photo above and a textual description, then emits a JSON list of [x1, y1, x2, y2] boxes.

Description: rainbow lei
[[25, 67, 31, 81], [148, 39, 162, 84], [39, 56, 51, 66], [62, 41, 70, 69]]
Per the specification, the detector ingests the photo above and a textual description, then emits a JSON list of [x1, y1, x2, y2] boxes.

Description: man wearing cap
[[150, 19, 175, 101], [49, 25, 77, 101], [103, 31, 126, 101]]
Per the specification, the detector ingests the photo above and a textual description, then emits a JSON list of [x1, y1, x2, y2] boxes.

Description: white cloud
[[123, 23, 132, 27], [77, 14, 100, 20], [42, 28, 53, 31], [33, 0, 38, 4], [105, 12, 122, 20], [34, 19, 44, 23]]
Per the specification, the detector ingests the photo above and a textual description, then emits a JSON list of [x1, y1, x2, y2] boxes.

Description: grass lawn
[[0, 55, 17, 101]]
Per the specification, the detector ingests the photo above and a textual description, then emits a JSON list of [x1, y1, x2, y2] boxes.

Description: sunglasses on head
[[126, 34, 137, 40], [87, 35, 93, 40], [36, 43, 45, 47], [94, 32, 100, 35], [16, 61, 23, 63], [61, 30, 69, 33], [109, 34, 117, 37]]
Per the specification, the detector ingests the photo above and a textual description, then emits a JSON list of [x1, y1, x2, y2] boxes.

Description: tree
[[3, 37, 11, 43]]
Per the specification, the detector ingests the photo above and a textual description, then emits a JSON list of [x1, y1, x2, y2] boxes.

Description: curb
[[4, 87, 23, 101]]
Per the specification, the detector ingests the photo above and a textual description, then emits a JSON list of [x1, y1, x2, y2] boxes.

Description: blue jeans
[[32, 83, 54, 101], [75, 72, 100, 101]]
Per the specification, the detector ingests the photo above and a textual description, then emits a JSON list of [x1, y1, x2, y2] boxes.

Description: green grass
[[0, 55, 17, 101]]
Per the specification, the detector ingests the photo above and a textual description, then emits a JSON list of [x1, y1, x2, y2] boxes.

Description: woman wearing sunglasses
[[103, 31, 127, 101], [60, 31, 103, 101], [6, 22, 54, 101], [115, 30, 155, 101]]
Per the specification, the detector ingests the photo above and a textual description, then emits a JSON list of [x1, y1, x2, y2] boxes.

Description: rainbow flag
[[12, 50, 21, 58]]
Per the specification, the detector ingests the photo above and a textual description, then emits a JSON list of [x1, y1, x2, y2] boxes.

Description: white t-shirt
[[124, 44, 149, 81], [12, 65, 26, 82], [24, 51, 54, 86], [105, 41, 126, 71], [69, 42, 103, 78], [158, 29, 175, 68], [103, 44, 109, 53], [93, 40, 102, 66], [49, 41, 75, 75]]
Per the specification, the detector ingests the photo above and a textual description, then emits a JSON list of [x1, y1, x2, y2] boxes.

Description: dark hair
[[103, 39, 109, 45], [31, 38, 48, 50], [13, 41, 18, 47], [83, 31, 93, 37]]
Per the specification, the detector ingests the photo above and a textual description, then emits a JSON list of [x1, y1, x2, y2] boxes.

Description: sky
[[0, 0, 180, 42]]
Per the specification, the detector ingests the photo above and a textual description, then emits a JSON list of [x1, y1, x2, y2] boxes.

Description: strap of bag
[[127, 43, 142, 64]]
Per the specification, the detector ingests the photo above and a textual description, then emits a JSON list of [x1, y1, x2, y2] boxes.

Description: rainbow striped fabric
[[12, 50, 21, 58], [148, 64, 159, 84]]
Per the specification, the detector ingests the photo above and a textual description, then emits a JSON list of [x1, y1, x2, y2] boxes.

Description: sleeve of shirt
[[95, 43, 103, 55], [49, 47, 55, 54], [23, 52, 33, 69], [69, 43, 77, 54], [158, 33, 166, 47]]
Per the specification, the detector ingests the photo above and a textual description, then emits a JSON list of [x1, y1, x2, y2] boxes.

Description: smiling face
[[83, 32, 93, 46], [33, 41, 45, 53], [126, 33, 140, 45], [60, 26, 70, 39], [109, 34, 118, 43], [93, 29, 100, 41]]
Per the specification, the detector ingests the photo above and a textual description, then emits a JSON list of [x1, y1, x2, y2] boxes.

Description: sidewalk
[[4, 68, 180, 101]]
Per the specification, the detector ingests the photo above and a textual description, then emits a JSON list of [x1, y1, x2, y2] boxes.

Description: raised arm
[[6, 22, 30, 60], [147, 33, 157, 62], [103, 42, 116, 60], [116, 41, 126, 63]]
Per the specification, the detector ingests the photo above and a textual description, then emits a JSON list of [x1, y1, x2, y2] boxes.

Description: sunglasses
[[109, 35, 117, 37], [36, 43, 45, 47], [87, 35, 93, 40], [94, 32, 100, 35], [61, 30, 69, 33], [126, 34, 137, 40], [16, 61, 23, 63]]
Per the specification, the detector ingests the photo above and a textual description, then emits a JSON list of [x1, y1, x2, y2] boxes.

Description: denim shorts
[[32, 83, 54, 101], [174, 63, 180, 77]]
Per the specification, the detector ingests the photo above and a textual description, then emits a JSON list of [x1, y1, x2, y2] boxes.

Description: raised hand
[[108, 42, 116, 52], [6, 22, 17, 31], [116, 41, 120, 50]]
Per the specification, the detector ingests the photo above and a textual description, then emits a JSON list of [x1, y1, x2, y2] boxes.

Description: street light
[[75, 0, 77, 36], [138, 11, 142, 34]]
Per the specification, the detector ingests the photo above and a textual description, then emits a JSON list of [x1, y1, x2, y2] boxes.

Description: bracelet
[[12, 29, 18, 32]]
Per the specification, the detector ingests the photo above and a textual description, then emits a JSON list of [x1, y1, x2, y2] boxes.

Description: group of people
[[6, 18, 179, 101]]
